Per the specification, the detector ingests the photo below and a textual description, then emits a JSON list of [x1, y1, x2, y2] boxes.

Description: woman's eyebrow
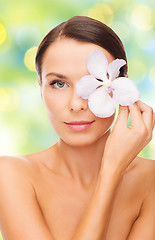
[[46, 72, 67, 79]]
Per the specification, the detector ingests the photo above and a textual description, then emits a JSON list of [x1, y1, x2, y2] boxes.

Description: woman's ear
[[37, 78, 41, 86], [125, 74, 128, 78], [37, 78, 43, 99]]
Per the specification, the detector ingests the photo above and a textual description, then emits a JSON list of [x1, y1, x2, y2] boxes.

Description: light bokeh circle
[[0, 23, 7, 45], [24, 46, 38, 72]]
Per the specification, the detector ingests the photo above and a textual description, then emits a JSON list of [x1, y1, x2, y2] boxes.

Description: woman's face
[[39, 38, 116, 146]]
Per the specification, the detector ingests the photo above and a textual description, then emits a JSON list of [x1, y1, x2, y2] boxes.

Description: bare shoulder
[[0, 144, 56, 183], [0, 155, 36, 200], [0, 154, 52, 240], [135, 156, 155, 176], [133, 156, 155, 193], [0, 154, 36, 180], [0, 153, 44, 198], [123, 156, 155, 200], [0, 154, 30, 166], [0, 146, 52, 173]]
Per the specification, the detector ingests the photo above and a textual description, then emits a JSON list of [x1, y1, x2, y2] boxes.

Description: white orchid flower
[[76, 49, 140, 118]]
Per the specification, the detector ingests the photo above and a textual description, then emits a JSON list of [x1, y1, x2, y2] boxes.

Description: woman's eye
[[49, 80, 68, 89]]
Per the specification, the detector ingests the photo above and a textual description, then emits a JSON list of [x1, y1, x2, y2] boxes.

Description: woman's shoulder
[[0, 154, 34, 170], [0, 155, 35, 187], [0, 154, 28, 169], [0, 146, 55, 178], [132, 156, 155, 191], [0, 151, 45, 181], [136, 156, 155, 174], [0, 145, 53, 167], [124, 156, 155, 195], [0, 154, 53, 240]]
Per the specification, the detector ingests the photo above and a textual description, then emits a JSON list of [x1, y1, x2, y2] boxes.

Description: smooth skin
[[0, 38, 155, 240]]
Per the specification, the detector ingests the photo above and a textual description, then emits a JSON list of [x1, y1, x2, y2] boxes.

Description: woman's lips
[[64, 121, 95, 131]]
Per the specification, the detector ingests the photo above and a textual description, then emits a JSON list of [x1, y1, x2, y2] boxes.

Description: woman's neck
[[53, 130, 111, 187]]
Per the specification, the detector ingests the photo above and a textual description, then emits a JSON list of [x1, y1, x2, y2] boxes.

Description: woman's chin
[[59, 133, 106, 147]]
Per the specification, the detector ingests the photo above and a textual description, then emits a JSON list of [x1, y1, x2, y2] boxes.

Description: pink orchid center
[[107, 86, 115, 93], [102, 79, 114, 93]]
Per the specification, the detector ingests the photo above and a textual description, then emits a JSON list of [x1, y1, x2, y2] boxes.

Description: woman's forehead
[[41, 38, 114, 78]]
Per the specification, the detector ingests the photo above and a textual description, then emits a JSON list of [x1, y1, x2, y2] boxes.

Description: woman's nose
[[69, 89, 88, 112]]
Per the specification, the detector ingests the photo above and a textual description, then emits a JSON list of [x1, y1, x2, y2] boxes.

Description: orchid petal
[[112, 77, 141, 106], [87, 49, 108, 80], [88, 86, 116, 118], [76, 75, 101, 99], [108, 59, 126, 81]]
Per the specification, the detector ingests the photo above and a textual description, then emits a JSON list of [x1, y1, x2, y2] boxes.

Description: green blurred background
[[0, 0, 155, 237], [0, 0, 155, 158]]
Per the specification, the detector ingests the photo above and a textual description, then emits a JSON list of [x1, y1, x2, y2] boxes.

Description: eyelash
[[49, 80, 68, 89]]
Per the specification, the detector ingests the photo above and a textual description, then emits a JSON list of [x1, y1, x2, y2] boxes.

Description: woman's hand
[[101, 100, 155, 176]]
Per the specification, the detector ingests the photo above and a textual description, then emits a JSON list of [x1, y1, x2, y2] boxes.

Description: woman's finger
[[136, 100, 154, 132], [128, 102, 145, 129], [114, 105, 129, 127]]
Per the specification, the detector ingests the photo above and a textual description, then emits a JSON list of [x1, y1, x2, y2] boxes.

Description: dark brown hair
[[35, 16, 127, 83]]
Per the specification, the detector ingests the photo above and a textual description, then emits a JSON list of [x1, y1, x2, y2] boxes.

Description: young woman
[[0, 16, 155, 240]]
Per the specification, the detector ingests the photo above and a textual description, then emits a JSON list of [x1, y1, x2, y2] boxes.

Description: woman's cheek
[[42, 88, 67, 115]]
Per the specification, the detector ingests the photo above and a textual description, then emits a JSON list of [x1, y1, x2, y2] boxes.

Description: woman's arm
[[71, 169, 123, 240], [71, 101, 154, 240]]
